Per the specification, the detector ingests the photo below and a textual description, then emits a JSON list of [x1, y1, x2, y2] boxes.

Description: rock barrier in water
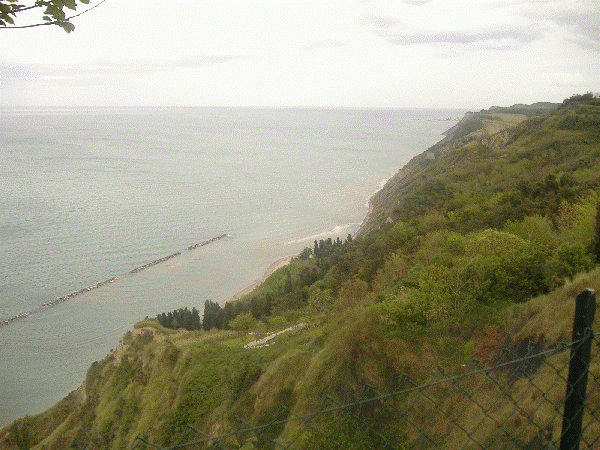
[[187, 233, 227, 250], [0, 313, 28, 327], [42, 276, 118, 307], [2, 234, 228, 327], [129, 252, 182, 274]]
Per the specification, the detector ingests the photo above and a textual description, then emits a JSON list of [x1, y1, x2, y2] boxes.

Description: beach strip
[[224, 255, 294, 304]]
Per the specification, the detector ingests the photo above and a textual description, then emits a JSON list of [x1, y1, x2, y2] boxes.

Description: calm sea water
[[0, 107, 462, 426]]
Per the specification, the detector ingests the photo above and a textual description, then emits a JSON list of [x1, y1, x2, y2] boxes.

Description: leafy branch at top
[[0, 0, 104, 32]]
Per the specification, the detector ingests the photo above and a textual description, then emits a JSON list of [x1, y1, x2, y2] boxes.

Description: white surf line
[[285, 224, 358, 246]]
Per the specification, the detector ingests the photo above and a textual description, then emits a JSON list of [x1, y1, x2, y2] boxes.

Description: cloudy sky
[[1, 0, 599, 109]]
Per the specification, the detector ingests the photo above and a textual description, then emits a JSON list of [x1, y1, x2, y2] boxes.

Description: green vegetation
[[2, 94, 600, 449], [156, 307, 201, 331], [0, 0, 95, 33]]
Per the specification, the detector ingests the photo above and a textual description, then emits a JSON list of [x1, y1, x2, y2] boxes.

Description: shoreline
[[224, 255, 294, 304], [1, 110, 463, 429], [223, 117, 461, 306], [223, 172, 404, 305]]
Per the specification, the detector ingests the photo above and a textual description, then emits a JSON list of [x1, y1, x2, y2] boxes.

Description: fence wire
[[130, 332, 599, 450]]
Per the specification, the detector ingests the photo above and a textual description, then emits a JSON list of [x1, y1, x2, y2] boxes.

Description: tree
[[0, 0, 104, 33], [10, 420, 31, 450], [222, 302, 235, 329], [190, 307, 201, 330], [156, 307, 201, 331], [308, 288, 333, 311], [202, 300, 223, 331], [283, 270, 293, 294], [589, 203, 600, 263], [228, 313, 257, 331]]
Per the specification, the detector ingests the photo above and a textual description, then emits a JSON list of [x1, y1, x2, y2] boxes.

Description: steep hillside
[[2, 94, 599, 449]]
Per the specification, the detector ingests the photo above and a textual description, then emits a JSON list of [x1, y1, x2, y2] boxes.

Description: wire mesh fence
[[129, 333, 599, 450], [131, 291, 598, 450]]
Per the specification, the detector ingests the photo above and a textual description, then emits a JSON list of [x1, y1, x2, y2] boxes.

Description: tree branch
[[64, 0, 106, 21], [0, 0, 106, 30], [8, 5, 44, 14]]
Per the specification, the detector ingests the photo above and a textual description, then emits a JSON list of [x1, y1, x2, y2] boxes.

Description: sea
[[0, 106, 464, 426]]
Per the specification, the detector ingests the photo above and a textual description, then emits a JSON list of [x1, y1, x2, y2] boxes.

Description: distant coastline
[[1, 107, 464, 428], [224, 115, 463, 306], [223, 183, 382, 305]]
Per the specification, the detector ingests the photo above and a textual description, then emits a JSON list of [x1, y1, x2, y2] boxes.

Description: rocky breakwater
[[128, 233, 227, 272], [187, 233, 227, 250], [129, 252, 181, 274], [42, 276, 118, 307], [2, 234, 228, 328], [0, 313, 28, 327]]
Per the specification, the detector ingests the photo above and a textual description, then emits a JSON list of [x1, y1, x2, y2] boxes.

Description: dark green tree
[[10, 420, 32, 450], [202, 300, 224, 330], [284, 270, 293, 294], [250, 297, 262, 319], [264, 293, 273, 316], [223, 302, 237, 328], [589, 203, 600, 263], [190, 307, 201, 330], [299, 246, 312, 259], [157, 307, 201, 331]]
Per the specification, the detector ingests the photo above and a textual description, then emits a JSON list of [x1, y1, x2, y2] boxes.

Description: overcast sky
[[1, 0, 599, 109]]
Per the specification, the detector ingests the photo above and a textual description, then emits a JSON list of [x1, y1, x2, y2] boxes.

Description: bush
[[547, 243, 595, 285], [229, 313, 257, 331]]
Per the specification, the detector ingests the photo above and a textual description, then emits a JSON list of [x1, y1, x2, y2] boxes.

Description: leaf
[[58, 20, 75, 32], [44, 4, 65, 20], [79, 0, 91, 3], [63, 0, 76, 11]]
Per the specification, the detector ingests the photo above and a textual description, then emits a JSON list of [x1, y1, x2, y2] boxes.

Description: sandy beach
[[224, 255, 294, 304], [223, 166, 413, 306], [220, 111, 454, 308]]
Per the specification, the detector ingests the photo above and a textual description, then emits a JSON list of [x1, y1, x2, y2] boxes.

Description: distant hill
[[2, 94, 599, 449], [488, 101, 559, 113]]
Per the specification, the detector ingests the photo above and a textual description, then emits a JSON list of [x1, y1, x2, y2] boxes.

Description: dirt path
[[244, 323, 306, 349]]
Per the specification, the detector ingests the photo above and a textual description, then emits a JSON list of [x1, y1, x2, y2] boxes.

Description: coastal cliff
[[2, 95, 600, 449]]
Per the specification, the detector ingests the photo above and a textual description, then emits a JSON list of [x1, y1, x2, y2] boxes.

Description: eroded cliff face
[[364, 108, 529, 233]]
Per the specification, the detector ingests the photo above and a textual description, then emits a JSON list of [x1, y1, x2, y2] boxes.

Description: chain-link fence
[[131, 290, 598, 450]]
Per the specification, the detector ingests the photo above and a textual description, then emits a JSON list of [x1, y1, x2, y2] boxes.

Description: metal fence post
[[560, 288, 596, 450]]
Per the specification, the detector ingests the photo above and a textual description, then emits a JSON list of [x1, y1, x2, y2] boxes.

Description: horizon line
[[0, 104, 478, 112]]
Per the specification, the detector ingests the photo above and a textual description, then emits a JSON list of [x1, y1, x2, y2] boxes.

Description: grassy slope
[[2, 97, 600, 449]]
